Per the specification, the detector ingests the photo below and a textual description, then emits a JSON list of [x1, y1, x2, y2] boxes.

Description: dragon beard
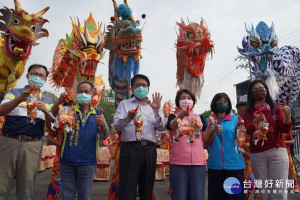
[[176, 51, 205, 99]]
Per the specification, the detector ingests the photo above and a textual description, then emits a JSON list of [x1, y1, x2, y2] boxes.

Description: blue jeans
[[60, 164, 96, 200], [170, 165, 206, 200]]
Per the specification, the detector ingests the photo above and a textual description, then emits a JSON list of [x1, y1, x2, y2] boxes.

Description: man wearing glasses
[[0, 64, 57, 200], [113, 74, 165, 200]]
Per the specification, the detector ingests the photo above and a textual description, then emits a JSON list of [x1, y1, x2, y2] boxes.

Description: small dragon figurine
[[235, 116, 247, 153], [52, 101, 75, 133], [238, 21, 300, 105], [105, 0, 145, 107], [174, 106, 201, 143], [26, 85, 37, 124], [176, 18, 214, 99], [252, 110, 269, 146], [133, 104, 143, 140], [0, 0, 49, 92], [50, 13, 106, 107]]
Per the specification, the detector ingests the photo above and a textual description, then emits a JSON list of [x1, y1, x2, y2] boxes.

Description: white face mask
[[179, 99, 193, 110]]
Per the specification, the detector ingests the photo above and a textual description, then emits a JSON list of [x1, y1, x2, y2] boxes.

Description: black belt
[[123, 140, 156, 146], [0, 133, 41, 141]]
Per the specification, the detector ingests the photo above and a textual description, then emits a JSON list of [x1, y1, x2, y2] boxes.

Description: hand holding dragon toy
[[26, 85, 37, 124], [133, 104, 143, 140], [176, 18, 214, 99], [174, 110, 201, 143], [235, 116, 247, 153], [52, 93, 75, 133], [0, 0, 49, 92], [252, 110, 269, 146]]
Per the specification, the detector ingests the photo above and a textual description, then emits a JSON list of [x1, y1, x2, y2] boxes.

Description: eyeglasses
[[29, 72, 46, 79], [252, 88, 266, 93], [133, 84, 148, 88]]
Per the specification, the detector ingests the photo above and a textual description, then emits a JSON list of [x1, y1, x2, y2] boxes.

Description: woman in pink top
[[166, 89, 213, 200]]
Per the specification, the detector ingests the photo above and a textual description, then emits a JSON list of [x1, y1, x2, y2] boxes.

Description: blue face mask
[[77, 93, 91, 105], [28, 75, 45, 89], [134, 87, 148, 99]]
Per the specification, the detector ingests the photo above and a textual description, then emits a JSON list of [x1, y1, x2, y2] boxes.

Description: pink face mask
[[179, 99, 193, 110]]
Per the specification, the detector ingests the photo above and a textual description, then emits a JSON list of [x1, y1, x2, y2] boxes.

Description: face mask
[[216, 102, 229, 113], [28, 75, 45, 89], [179, 99, 193, 110], [252, 91, 267, 101], [77, 93, 91, 105], [134, 87, 148, 99]]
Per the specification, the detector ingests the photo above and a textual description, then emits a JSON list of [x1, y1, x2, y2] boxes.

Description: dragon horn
[[123, 0, 135, 21], [14, 0, 21, 11], [181, 17, 185, 25], [112, 0, 119, 19], [33, 7, 50, 18], [200, 18, 204, 26]]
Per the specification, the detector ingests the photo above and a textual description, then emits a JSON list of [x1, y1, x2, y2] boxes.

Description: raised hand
[[94, 110, 105, 127], [212, 122, 222, 133], [282, 100, 291, 118], [37, 96, 47, 113], [177, 109, 189, 119], [17, 89, 31, 102], [208, 112, 215, 126], [128, 109, 137, 120], [58, 92, 69, 104], [149, 92, 162, 110]]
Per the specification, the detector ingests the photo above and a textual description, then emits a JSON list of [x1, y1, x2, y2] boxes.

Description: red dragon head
[[51, 13, 106, 92]]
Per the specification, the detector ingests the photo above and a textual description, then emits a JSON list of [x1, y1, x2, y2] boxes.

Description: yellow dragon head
[[0, 0, 49, 60]]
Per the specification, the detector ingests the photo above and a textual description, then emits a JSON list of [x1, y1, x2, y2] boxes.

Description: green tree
[[43, 91, 58, 103], [201, 110, 212, 119], [98, 89, 115, 129]]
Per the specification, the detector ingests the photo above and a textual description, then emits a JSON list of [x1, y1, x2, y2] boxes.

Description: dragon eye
[[186, 31, 194, 40], [249, 35, 261, 49], [78, 43, 85, 49], [13, 18, 20, 24], [270, 39, 278, 48], [136, 20, 140, 26], [116, 27, 121, 33], [30, 24, 36, 31], [97, 45, 103, 53]]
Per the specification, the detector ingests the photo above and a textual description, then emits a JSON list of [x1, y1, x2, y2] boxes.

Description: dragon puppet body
[[238, 21, 300, 105], [107, 1, 152, 199], [0, 0, 49, 92], [176, 18, 214, 99], [105, 0, 144, 107], [50, 13, 106, 108]]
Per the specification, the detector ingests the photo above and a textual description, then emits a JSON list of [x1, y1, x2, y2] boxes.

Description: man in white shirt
[[113, 74, 165, 200]]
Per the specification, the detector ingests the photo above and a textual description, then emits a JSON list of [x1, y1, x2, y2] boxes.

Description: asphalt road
[[6, 160, 300, 200]]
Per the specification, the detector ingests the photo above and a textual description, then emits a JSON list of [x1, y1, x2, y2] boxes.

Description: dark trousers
[[119, 142, 157, 200], [208, 168, 246, 200]]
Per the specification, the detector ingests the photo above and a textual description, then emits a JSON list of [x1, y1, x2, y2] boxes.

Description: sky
[[2, 0, 300, 113]]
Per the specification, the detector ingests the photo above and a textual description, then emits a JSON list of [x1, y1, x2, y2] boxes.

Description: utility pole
[[235, 55, 252, 80]]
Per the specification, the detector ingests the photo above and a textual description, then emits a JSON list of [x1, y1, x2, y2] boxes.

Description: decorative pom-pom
[[141, 14, 146, 19], [110, 16, 115, 22]]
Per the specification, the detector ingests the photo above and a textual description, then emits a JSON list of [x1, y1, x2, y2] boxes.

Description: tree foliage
[[201, 110, 212, 119], [43, 91, 58, 103], [98, 89, 115, 129]]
